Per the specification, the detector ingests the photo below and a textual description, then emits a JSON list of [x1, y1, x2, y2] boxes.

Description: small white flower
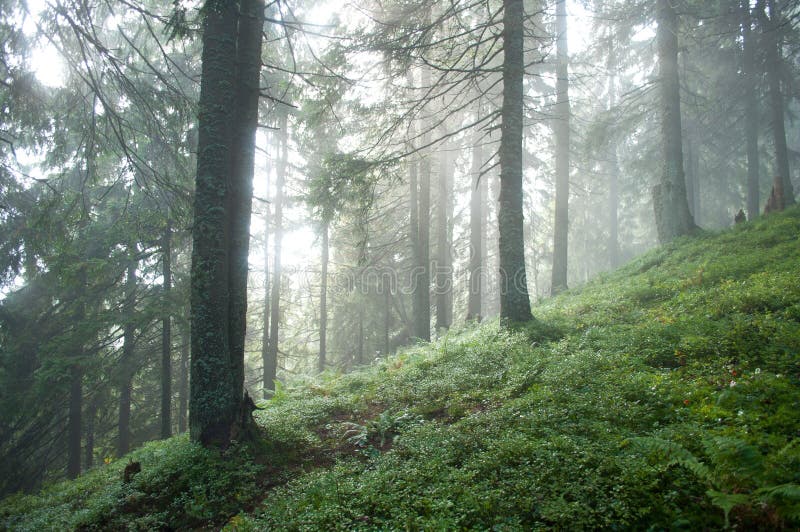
[[754, 368, 761, 374], [730, 380, 737, 387]]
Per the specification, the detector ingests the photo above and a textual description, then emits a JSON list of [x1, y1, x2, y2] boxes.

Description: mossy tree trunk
[[228, 0, 264, 400], [498, 0, 532, 323], [190, 0, 264, 448], [190, 0, 238, 449], [653, 0, 695, 243]]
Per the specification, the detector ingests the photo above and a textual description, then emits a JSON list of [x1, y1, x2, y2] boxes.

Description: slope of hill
[[2, 208, 799, 530]]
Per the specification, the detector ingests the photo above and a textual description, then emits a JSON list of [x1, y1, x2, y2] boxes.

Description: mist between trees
[[256, 263, 528, 298]]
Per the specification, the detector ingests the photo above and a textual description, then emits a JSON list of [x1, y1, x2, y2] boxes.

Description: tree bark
[[435, 141, 452, 331], [741, 0, 760, 220], [265, 110, 287, 392], [467, 125, 484, 321], [551, 0, 570, 295], [117, 251, 138, 456], [383, 283, 391, 355], [415, 67, 432, 341], [178, 334, 188, 434], [408, 128, 422, 339], [483, 156, 493, 317], [118, 254, 137, 457], [760, 0, 795, 206], [356, 306, 364, 365], [67, 364, 82, 478], [228, 0, 265, 399], [607, 40, 620, 269], [190, 0, 264, 445], [190, 0, 239, 446], [160, 220, 172, 439], [684, 129, 696, 219], [260, 142, 271, 397], [84, 394, 97, 470], [261, 210, 271, 397], [318, 223, 328, 373], [653, 0, 695, 243], [67, 247, 87, 478], [499, 0, 532, 322]]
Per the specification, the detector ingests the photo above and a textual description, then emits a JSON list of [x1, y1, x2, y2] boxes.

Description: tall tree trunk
[[680, 51, 702, 223], [408, 129, 422, 338], [760, 0, 795, 206], [261, 214, 271, 397], [318, 223, 328, 373], [551, 0, 570, 295], [435, 141, 452, 331], [356, 306, 364, 365], [178, 334, 189, 434], [653, 0, 695, 243], [261, 145, 271, 397], [266, 110, 288, 392], [67, 364, 82, 478], [228, 0, 265, 402], [684, 130, 696, 218], [190, 0, 238, 446], [482, 156, 493, 316], [467, 126, 484, 321], [190, 0, 263, 447], [499, 0, 532, 322], [68, 102, 97, 479], [415, 67, 432, 341], [160, 220, 172, 439], [84, 394, 96, 470], [689, 134, 701, 221], [68, 245, 87, 478], [118, 254, 137, 457], [383, 284, 391, 355], [742, 0, 760, 219], [607, 40, 620, 269]]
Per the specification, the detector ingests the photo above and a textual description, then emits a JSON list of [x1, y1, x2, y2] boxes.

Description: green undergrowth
[[2, 208, 800, 530]]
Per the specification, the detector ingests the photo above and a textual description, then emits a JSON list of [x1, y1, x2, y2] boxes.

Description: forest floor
[[2, 207, 800, 530]]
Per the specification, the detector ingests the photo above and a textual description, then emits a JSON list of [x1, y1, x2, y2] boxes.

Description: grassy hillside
[[2, 208, 799, 530]]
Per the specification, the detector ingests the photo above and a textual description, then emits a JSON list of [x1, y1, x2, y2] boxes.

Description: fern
[[630, 436, 800, 527], [707, 490, 749, 529], [758, 483, 800, 500], [703, 436, 763, 483], [629, 437, 746, 528], [757, 483, 800, 523], [628, 437, 711, 482]]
